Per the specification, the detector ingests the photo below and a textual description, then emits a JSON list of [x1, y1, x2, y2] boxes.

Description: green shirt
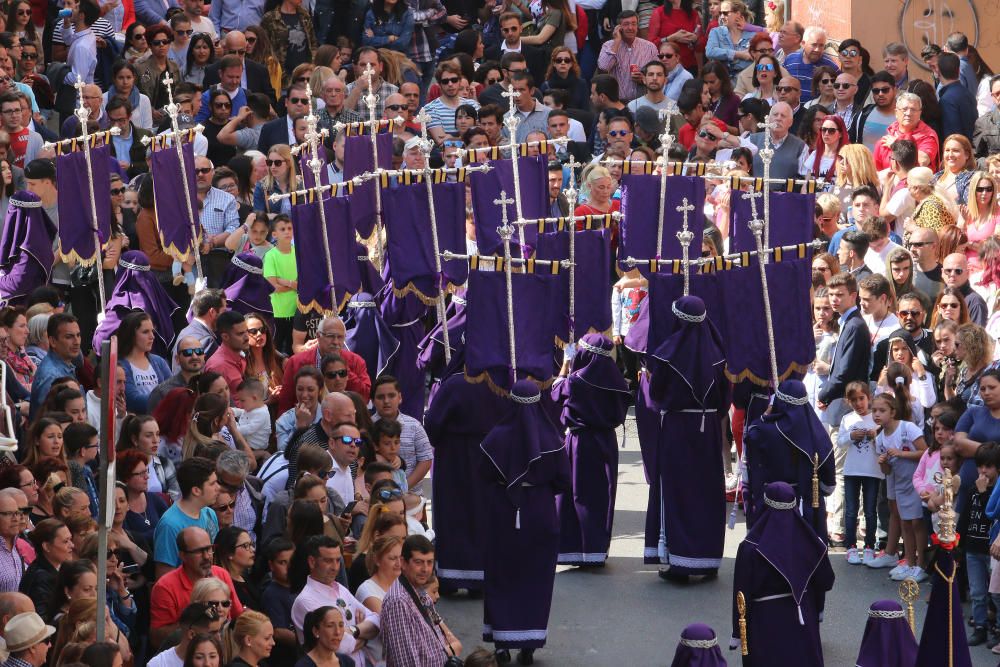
[[263, 245, 298, 318]]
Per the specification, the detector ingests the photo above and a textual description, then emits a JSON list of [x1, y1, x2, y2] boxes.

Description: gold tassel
[[737, 592, 748, 655], [812, 453, 820, 508]]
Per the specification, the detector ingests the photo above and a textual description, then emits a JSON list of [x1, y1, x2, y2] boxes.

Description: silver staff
[[675, 197, 695, 295], [564, 155, 581, 344], [494, 189, 518, 376], [500, 87, 529, 250], [300, 82, 338, 314]]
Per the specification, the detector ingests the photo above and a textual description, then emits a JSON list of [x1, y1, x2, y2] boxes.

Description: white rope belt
[[675, 407, 718, 432]]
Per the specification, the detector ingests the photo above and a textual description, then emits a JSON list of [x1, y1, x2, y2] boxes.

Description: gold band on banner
[[342, 119, 398, 137], [53, 130, 115, 155], [145, 128, 198, 153], [536, 214, 615, 233], [466, 140, 557, 160], [469, 255, 562, 274], [378, 168, 472, 186], [616, 160, 820, 192], [646, 242, 812, 274], [289, 181, 354, 205]]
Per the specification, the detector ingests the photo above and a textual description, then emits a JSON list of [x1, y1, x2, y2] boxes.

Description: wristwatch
[[351, 626, 360, 639]]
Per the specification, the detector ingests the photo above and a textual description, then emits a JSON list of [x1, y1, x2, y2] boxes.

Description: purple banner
[[344, 132, 393, 239], [56, 145, 112, 265], [534, 228, 612, 343], [148, 141, 200, 260], [729, 191, 815, 253], [290, 194, 362, 313], [381, 180, 468, 302], [646, 271, 726, 354], [469, 156, 548, 257], [619, 175, 705, 275], [298, 143, 330, 191]]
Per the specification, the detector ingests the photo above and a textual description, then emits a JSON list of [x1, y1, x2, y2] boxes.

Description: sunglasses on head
[[324, 369, 348, 379], [180, 347, 204, 357], [375, 488, 403, 501]]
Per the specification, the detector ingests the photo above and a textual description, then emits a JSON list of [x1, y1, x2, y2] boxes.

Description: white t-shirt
[[863, 312, 900, 349], [147, 647, 183, 667], [875, 420, 924, 457], [131, 364, 160, 397], [837, 411, 884, 479], [864, 240, 904, 276], [355, 579, 388, 667]]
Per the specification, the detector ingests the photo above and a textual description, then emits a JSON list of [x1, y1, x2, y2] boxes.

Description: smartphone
[[121, 563, 140, 574], [341, 501, 358, 517]]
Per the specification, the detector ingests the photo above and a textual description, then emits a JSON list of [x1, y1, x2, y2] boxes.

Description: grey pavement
[[434, 416, 998, 666]]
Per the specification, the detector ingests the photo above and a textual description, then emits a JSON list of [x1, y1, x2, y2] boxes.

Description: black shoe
[[517, 649, 535, 665], [496, 649, 511, 664], [658, 568, 688, 583], [987, 636, 1000, 650], [969, 627, 989, 646]]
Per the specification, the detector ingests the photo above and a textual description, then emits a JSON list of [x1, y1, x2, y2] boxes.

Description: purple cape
[[619, 174, 706, 275], [534, 227, 612, 343], [356, 241, 385, 296], [856, 600, 918, 667], [730, 191, 815, 253], [732, 481, 835, 667], [417, 292, 467, 380], [915, 549, 972, 667], [290, 194, 361, 313], [148, 139, 200, 260], [645, 271, 726, 355], [0, 192, 56, 305], [55, 144, 112, 266], [344, 131, 393, 238], [648, 295, 726, 407], [744, 379, 835, 537], [344, 291, 400, 385], [222, 252, 274, 318], [470, 156, 548, 256], [376, 278, 429, 419], [480, 380, 570, 649], [670, 623, 728, 667], [92, 250, 180, 357]]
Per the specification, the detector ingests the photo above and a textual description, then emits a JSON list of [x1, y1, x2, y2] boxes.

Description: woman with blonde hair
[[764, 0, 785, 32], [575, 165, 620, 216], [960, 171, 1000, 270], [908, 166, 956, 232], [52, 598, 132, 666], [378, 48, 420, 88], [309, 66, 335, 105], [347, 505, 407, 591], [833, 144, 880, 219], [225, 609, 275, 667], [946, 323, 994, 403], [253, 144, 299, 216], [933, 134, 976, 208], [181, 393, 230, 460]]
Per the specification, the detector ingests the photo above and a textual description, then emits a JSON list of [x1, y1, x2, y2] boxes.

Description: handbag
[[399, 576, 464, 666]]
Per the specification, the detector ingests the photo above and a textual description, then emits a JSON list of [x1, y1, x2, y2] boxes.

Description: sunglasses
[[336, 435, 363, 447], [213, 500, 236, 512], [840, 48, 859, 57], [440, 77, 460, 85], [820, 126, 840, 134], [554, 57, 573, 64], [110, 187, 126, 195], [21, 53, 36, 60], [150, 39, 171, 46], [213, 101, 232, 108], [107, 548, 126, 560], [182, 545, 215, 556], [175, 29, 193, 36], [658, 53, 676, 60], [245, 327, 266, 337], [227, 49, 247, 56], [977, 186, 995, 193], [132, 33, 146, 40], [487, 77, 501, 85], [698, 130, 720, 140], [943, 268, 964, 275], [906, 240, 933, 248], [818, 78, 834, 85], [16, 8, 30, 15], [607, 130, 630, 137], [180, 347, 204, 357], [206, 599, 232, 608], [756, 63, 774, 72], [265, 159, 286, 167], [288, 97, 310, 105], [195, 167, 213, 175], [385, 103, 407, 111], [871, 86, 892, 95], [17, 507, 29, 516], [940, 302, 961, 308], [898, 309, 923, 318], [375, 488, 403, 501], [442, 140, 463, 148], [719, 9, 730, 14], [776, 85, 799, 93], [324, 369, 349, 379], [833, 83, 854, 90]]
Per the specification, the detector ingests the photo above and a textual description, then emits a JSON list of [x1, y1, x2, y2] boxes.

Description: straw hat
[[3, 612, 55, 653]]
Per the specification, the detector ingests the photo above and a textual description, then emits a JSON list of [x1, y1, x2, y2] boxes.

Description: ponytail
[[885, 362, 913, 423]]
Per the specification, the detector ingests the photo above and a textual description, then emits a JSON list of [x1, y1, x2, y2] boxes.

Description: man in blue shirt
[[153, 457, 221, 578], [945, 31, 979, 99], [782, 26, 839, 102], [29, 313, 79, 419], [937, 52, 978, 140]]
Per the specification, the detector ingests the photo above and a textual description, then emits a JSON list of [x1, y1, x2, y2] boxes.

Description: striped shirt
[[421, 96, 479, 135], [0, 536, 23, 593], [198, 186, 240, 237], [346, 79, 399, 119], [597, 36, 659, 101], [52, 18, 115, 44]]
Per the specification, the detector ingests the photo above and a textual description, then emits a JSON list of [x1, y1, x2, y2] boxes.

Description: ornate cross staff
[[140, 72, 205, 290], [757, 117, 780, 251], [43, 79, 121, 312], [495, 189, 518, 377], [500, 86, 529, 250], [564, 155, 581, 345], [675, 197, 695, 295], [362, 63, 386, 270], [300, 83, 338, 314], [652, 120, 675, 261], [743, 189, 780, 387]]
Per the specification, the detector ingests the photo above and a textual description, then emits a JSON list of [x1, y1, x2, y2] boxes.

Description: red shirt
[[678, 117, 727, 151], [150, 565, 244, 629], [277, 346, 370, 414], [873, 120, 940, 172], [204, 344, 248, 407], [9, 127, 28, 168], [647, 7, 704, 69]]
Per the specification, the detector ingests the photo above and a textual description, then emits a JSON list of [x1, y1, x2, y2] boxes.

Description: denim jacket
[[119, 355, 172, 414], [362, 7, 415, 54]]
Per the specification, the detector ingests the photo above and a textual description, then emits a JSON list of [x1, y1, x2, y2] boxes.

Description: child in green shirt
[[263, 214, 297, 355]]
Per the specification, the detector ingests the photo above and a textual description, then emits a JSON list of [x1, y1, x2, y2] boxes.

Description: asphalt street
[[434, 416, 1000, 666]]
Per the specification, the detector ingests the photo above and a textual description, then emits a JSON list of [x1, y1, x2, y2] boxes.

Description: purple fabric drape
[[298, 143, 330, 190], [290, 194, 361, 313], [470, 156, 548, 256], [55, 144, 112, 264], [0, 192, 56, 304], [619, 174, 705, 275], [148, 141, 200, 260], [729, 191, 815, 253], [222, 252, 274, 318], [381, 180, 468, 302], [344, 132, 393, 239], [534, 228, 612, 343]]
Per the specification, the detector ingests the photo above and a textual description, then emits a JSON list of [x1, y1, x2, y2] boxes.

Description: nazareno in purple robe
[[855, 600, 918, 667], [424, 371, 509, 591], [669, 623, 728, 667], [731, 481, 834, 667], [551, 333, 631, 566], [344, 291, 400, 388], [376, 278, 428, 420], [222, 252, 274, 319], [0, 191, 56, 305], [417, 292, 467, 383], [480, 380, 571, 650], [915, 548, 972, 667], [743, 379, 835, 541], [644, 296, 729, 574]]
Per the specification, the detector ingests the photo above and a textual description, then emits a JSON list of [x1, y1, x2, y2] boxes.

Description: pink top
[[912, 448, 942, 497], [966, 212, 1000, 271]]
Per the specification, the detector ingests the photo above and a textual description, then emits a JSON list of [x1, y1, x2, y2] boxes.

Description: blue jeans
[[967, 551, 992, 628], [844, 475, 880, 549]]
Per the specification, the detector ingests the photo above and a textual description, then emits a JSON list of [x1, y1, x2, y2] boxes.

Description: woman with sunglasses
[[202, 88, 238, 167], [191, 576, 243, 624], [184, 32, 216, 86], [7, 1, 37, 47], [802, 114, 847, 182], [540, 47, 588, 110], [961, 171, 1000, 271], [803, 65, 837, 110], [253, 144, 298, 216], [124, 23, 150, 64], [743, 53, 779, 104], [837, 38, 873, 107], [214, 526, 261, 611], [705, 0, 756, 80], [135, 24, 182, 124], [931, 286, 972, 329], [245, 312, 284, 398]]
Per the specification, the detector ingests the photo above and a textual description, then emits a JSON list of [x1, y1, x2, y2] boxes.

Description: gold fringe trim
[[58, 246, 99, 267], [297, 289, 354, 316], [53, 131, 112, 155], [146, 128, 198, 153], [463, 369, 554, 397], [724, 361, 813, 387]]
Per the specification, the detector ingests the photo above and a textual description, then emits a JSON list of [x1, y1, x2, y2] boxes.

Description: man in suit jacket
[[203, 31, 276, 103], [484, 13, 548, 86], [818, 272, 872, 427], [257, 81, 312, 154], [134, 0, 180, 26]]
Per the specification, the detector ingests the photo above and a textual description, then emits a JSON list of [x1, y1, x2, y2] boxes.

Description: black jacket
[[484, 42, 548, 85], [256, 116, 291, 155], [19, 555, 57, 622], [203, 59, 276, 104], [107, 124, 153, 179], [973, 108, 1000, 164], [818, 307, 872, 405]]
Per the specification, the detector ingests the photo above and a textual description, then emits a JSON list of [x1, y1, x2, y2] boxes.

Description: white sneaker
[[890, 562, 913, 581], [867, 551, 900, 569], [846, 548, 861, 564], [909, 566, 928, 583], [862, 548, 876, 565]]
